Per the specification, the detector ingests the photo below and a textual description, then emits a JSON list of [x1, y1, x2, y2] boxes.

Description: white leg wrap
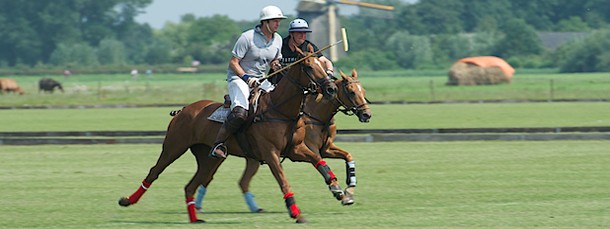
[[346, 161, 356, 187]]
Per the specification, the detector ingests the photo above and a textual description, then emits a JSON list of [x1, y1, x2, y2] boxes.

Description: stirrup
[[209, 143, 228, 159]]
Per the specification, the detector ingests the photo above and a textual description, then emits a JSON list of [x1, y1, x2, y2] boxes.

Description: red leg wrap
[[315, 160, 337, 184], [289, 203, 301, 218], [314, 160, 326, 169], [283, 192, 300, 218], [128, 180, 151, 204], [283, 192, 294, 199], [186, 197, 198, 223]]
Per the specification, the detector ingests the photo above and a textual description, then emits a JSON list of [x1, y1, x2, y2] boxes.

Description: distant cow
[[39, 78, 64, 93], [0, 78, 25, 95]]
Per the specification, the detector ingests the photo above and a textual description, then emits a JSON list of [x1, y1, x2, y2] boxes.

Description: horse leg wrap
[[186, 197, 199, 223], [244, 192, 261, 213], [283, 192, 301, 219], [346, 161, 356, 187], [128, 180, 151, 204], [315, 160, 337, 185], [195, 185, 207, 210]]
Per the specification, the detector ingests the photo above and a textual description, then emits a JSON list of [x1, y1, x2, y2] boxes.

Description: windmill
[[296, 0, 395, 61]]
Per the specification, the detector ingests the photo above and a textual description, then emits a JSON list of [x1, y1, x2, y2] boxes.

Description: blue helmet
[[288, 18, 312, 33]]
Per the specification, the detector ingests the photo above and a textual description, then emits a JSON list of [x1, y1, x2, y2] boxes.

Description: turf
[[1, 142, 609, 228], [2, 71, 610, 106], [2, 102, 609, 132]]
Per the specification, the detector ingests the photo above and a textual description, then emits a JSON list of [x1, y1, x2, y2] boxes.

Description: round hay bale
[[447, 56, 513, 86]]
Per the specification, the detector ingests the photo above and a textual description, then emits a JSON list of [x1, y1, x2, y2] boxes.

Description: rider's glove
[[326, 69, 334, 78], [243, 74, 260, 88]]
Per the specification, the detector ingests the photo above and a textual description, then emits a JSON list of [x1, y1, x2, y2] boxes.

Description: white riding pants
[[227, 76, 250, 110]]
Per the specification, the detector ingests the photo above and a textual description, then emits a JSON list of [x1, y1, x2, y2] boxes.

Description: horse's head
[[294, 45, 337, 100], [336, 69, 372, 123]]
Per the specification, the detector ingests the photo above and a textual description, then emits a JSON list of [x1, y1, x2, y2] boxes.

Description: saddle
[[207, 88, 265, 123]]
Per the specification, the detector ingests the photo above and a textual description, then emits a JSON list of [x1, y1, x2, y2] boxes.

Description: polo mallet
[[341, 28, 349, 52]]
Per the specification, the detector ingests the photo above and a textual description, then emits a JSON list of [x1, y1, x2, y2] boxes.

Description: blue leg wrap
[[195, 185, 207, 209], [243, 192, 260, 213]]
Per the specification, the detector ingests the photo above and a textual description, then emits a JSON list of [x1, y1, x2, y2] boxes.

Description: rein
[[253, 65, 319, 123], [249, 57, 330, 163]]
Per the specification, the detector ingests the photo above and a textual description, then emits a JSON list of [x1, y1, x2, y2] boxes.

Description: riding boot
[[209, 106, 248, 159]]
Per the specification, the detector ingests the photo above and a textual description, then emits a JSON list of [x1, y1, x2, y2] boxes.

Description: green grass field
[[1, 70, 609, 106], [1, 102, 609, 132], [2, 69, 609, 228], [1, 142, 609, 228]]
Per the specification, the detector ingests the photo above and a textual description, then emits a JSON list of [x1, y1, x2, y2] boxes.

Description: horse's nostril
[[359, 112, 372, 122], [326, 87, 336, 95]]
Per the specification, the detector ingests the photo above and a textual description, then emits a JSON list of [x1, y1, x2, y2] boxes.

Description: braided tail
[[169, 109, 182, 116]]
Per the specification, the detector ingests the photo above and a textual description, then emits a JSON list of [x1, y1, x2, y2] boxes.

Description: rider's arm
[[229, 56, 246, 78], [319, 56, 334, 74]]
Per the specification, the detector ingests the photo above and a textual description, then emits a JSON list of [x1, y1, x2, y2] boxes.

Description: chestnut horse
[[194, 69, 371, 213], [118, 46, 337, 224]]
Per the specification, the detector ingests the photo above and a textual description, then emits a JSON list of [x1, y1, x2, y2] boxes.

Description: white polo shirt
[[227, 25, 283, 81]]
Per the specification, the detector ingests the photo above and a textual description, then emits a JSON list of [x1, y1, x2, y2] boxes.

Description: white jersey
[[227, 25, 283, 81]]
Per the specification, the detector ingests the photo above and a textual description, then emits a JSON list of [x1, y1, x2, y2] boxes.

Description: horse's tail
[[169, 109, 182, 116]]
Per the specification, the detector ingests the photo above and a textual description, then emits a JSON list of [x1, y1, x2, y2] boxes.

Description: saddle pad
[[207, 106, 231, 123]]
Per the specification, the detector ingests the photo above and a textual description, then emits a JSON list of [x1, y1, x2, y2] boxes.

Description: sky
[[135, 0, 413, 29]]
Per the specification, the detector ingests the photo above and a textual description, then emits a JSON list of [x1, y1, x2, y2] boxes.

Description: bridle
[[335, 77, 369, 117]]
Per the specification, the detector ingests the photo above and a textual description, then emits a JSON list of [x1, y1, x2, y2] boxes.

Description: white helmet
[[288, 18, 312, 33], [259, 5, 287, 21]]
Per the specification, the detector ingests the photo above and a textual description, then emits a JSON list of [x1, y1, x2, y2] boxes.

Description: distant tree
[[386, 31, 433, 69], [555, 16, 591, 32], [188, 15, 240, 64], [491, 19, 544, 57], [470, 32, 501, 56], [49, 43, 98, 66], [556, 30, 610, 72], [97, 39, 127, 65], [409, 0, 465, 34], [461, 0, 511, 32], [430, 34, 472, 64], [143, 38, 172, 65], [156, 14, 240, 65], [0, 0, 152, 66]]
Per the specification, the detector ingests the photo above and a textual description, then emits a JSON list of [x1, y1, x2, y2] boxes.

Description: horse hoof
[[118, 197, 131, 207], [295, 216, 307, 224], [341, 199, 354, 206], [191, 219, 206, 223]]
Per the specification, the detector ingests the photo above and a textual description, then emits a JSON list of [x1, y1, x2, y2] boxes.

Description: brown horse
[[118, 46, 337, 224], [194, 69, 371, 212]]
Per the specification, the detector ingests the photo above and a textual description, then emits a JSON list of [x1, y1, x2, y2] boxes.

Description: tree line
[[1, 0, 610, 73]]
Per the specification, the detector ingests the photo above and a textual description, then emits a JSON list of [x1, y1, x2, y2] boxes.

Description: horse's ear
[[352, 68, 358, 79], [307, 43, 314, 53], [295, 45, 304, 57], [339, 69, 349, 81]]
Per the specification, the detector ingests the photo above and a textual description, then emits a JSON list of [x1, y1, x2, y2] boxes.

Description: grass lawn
[[1, 102, 609, 132], [1, 71, 609, 106], [1, 141, 609, 228]]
